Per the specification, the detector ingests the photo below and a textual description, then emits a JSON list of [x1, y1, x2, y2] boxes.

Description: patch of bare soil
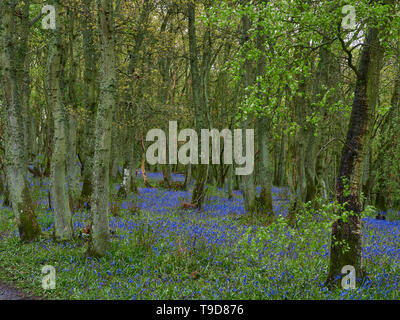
[[0, 281, 41, 300]]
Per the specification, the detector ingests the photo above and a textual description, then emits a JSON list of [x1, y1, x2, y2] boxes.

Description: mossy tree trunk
[[188, 2, 210, 210], [257, 116, 274, 215], [122, 0, 151, 197], [158, 8, 174, 188], [326, 19, 386, 287], [274, 127, 287, 187], [184, 163, 192, 191], [305, 43, 335, 203], [369, 52, 400, 212], [66, 6, 81, 207], [80, 0, 98, 203], [87, 0, 116, 257], [19, 2, 32, 165], [255, 17, 273, 216], [0, 0, 42, 242], [46, 0, 73, 241], [239, 12, 257, 214]]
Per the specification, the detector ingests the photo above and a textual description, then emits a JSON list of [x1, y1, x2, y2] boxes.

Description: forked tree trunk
[[326, 22, 385, 287]]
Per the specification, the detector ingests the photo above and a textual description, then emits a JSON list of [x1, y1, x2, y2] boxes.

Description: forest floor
[[0, 171, 400, 300], [0, 279, 40, 300]]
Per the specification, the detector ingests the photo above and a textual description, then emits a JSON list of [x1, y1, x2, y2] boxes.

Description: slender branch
[[337, 22, 361, 79], [316, 137, 356, 159], [29, 12, 44, 27]]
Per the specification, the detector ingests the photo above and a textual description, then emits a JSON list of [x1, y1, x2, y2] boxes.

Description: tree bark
[[46, 0, 73, 241], [326, 20, 386, 287], [65, 6, 81, 208], [80, 0, 98, 203], [239, 12, 257, 213], [0, 0, 42, 241], [87, 0, 116, 257], [255, 17, 273, 216], [188, 2, 209, 209]]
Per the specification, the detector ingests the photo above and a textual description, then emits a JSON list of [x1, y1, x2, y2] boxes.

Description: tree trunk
[[255, 19, 273, 216], [257, 117, 273, 215], [80, 0, 98, 203], [66, 7, 81, 207], [46, 0, 73, 241], [239, 12, 257, 214], [67, 116, 81, 205], [128, 141, 139, 195], [0, 0, 42, 241], [87, 0, 116, 257], [188, 2, 209, 209], [19, 3, 31, 165], [274, 127, 287, 187], [184, 163, 192, 190], [326, 21, 385, 287]]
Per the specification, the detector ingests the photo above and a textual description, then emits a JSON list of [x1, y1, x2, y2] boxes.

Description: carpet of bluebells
[[1, 171, 400, 300]]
